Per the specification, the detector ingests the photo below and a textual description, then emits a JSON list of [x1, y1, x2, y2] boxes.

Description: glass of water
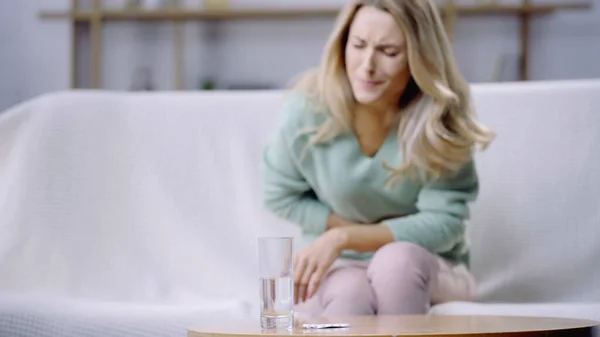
[[258, 237, 294, 330]]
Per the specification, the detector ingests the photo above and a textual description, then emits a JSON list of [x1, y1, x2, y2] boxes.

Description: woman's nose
[[361, 50, 376, 76]]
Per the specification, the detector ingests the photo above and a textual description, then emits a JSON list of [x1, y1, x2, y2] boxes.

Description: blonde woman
[[261, 0, 494, 316]]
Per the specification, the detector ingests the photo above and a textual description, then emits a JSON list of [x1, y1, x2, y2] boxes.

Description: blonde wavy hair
[[292, 0, 494, 183]]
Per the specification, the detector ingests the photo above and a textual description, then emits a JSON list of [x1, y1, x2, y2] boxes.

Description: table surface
[[187, 315, 599, 337]]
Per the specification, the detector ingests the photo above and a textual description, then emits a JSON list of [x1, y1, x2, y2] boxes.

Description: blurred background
[[0, 0, 598, 111]]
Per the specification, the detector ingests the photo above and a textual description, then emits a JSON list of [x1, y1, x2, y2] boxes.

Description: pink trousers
[[295, 242, 476, 316]]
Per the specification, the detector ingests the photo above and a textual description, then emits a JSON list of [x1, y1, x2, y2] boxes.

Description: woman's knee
[[368, 242, 438, 282], [320, 269, 376, 315]]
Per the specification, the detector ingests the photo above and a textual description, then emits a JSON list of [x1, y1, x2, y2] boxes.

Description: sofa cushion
[[0, 292, 249, 337], [430, 301, 600, 322]]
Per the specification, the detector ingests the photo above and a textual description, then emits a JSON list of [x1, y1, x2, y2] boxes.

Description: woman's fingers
[[294, 253, 321, 304], [307, 265, 326, 299], [299, 263, 317, 303], [293, 255, 307, 304]]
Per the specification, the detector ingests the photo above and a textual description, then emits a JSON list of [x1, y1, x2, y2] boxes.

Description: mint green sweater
[[261, 93, 479, 266]]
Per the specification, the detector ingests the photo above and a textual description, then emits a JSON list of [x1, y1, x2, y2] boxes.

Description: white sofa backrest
[[469, 79, 600, 303], [0, 90, 299, 306], [0, 79, 598, 308]]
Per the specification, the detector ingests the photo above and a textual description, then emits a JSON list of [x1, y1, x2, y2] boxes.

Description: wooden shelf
[[39, 1, 592, 89], [40, 9, 338, 21], [39, 3, 590, 21]]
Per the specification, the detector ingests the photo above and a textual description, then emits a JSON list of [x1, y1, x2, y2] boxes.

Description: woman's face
[[344, 6, 411, 108]]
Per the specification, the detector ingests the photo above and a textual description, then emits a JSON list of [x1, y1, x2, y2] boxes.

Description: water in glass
[[259, 275, 293, 328]]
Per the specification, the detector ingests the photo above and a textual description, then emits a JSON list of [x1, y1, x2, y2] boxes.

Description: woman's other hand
[[293, 228, 347, 304]]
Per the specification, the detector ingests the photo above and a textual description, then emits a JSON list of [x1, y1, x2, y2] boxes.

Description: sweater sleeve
[[382, 160, 479, 254], [260, 95, 331, 236]]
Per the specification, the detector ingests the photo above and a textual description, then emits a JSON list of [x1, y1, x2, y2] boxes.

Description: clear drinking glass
[[258, 237, 294, 330]]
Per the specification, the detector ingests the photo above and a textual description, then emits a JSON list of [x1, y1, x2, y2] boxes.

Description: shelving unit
[[40, 0, 591, 89]]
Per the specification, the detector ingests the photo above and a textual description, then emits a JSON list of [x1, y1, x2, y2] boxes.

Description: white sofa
[[0, 79, 599, 337]]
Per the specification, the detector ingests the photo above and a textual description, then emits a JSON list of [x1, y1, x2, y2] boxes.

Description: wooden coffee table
[[188, 315, 599, 337]]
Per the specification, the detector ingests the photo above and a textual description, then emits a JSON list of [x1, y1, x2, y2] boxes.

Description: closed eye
[[349, 36, 366, 49], [382, 49, 399, 57]]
